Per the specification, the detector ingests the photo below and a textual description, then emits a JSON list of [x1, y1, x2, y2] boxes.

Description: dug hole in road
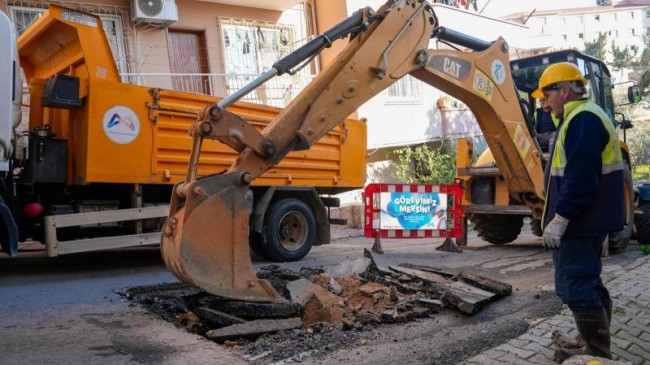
[[0, 225, 644, 365]]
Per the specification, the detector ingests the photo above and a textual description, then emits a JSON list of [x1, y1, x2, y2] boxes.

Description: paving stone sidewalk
[[463, 255, 650, 365]]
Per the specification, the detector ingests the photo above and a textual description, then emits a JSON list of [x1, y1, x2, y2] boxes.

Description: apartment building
[[2, 0, 347, 107], [504, 1, 650, 69]]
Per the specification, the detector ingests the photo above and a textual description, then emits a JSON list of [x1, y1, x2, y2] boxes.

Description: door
[[167, 29, 210, 94]]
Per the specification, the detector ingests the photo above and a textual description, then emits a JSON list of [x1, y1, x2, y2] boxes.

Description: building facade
[[504, 1, 650, 79], [2, 0, 347, 108]]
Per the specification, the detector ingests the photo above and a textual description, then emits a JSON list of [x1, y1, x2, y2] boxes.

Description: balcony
[[121, 72, 313, 108]]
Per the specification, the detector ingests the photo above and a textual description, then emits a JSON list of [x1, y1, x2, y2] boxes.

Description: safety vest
[[542, 99, 626, 236]]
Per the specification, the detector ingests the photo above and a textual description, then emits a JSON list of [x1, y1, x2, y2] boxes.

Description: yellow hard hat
[[532, 62, 587, 99]]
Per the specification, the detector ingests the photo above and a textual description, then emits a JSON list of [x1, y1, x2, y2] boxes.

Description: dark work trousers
[[553, 234, 610, 310]]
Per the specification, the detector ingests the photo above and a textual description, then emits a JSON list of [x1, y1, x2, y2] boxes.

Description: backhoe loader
[[460, 50, 636, 254], [161, 0, 554, 302]]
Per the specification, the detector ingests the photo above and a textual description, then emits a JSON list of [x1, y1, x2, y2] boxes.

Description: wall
[[132, 0, 282, 76]]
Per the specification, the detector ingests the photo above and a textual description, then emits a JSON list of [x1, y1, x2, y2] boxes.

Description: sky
[[479, 0, 596, 17]]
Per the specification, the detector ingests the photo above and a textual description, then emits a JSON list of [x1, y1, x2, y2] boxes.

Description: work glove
[[542, 214, 569, 250]]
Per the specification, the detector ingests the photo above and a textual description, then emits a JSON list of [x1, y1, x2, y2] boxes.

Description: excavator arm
[[161, 0, 544, 302]]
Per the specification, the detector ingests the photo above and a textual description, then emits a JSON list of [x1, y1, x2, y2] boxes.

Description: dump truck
[[160, 0, 639, 302], [0, 5, 367, 262], [457, 50, 637, 254]]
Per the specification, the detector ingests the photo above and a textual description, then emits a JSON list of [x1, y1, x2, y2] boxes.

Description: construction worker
[[531, 94, 560, 152], [534, 62, 625, 362]]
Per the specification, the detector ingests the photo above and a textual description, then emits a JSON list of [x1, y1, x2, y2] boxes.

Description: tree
[[610, 42, 637, 79], [626, 122, 650, 175], [631, 36, 650, 93], [391, 144, 456, 184], [584, 33, 607, 60]]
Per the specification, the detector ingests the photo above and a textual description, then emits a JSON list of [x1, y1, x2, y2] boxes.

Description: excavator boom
[[161, 0, 544, 301]]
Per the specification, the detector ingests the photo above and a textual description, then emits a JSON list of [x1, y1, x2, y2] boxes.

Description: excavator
[[160, 0, 629, 302]]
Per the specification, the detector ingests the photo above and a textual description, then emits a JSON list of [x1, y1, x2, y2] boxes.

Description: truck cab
[[511, 50, 616, 128], [0, 11, 21, 256]]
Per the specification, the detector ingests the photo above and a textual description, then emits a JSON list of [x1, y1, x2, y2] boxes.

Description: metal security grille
[[218, 17, 312, 107], [8, 0, 133, 77], [387, 75, 423, 101]]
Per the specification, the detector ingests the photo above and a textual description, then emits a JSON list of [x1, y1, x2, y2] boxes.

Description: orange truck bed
[[11, 5, 366, 258], [18, 4, 366, 190]]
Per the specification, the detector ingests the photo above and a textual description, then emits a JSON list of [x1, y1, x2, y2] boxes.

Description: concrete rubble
[[122, 250, 512, 361]]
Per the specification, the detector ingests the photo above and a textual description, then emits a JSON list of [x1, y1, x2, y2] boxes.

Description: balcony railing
[[120, 72, 314, 108]]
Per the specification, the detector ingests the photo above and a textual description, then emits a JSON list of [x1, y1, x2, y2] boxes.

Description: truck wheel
[[608, 163, 634, 253], [470, 214, 524, 244], [262, 198, 315, 262], [634, 203, 650, 245], [530, 218, 543, 237]]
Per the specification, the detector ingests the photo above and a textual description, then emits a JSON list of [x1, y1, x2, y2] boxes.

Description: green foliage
[[609, 43, 637, 72], [641, 245, 650, 255], [626, 122, 650, 172], [584, 33, 607, 60], [632, 164, 650, 181], [391, 144, 456, 184], [631, 36, 650, 93]]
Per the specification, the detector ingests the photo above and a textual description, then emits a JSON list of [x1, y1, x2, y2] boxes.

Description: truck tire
[[470, 214, 524, 244], [608, 162, 634, 253], [261, 198, 315, 262], [531, 218, 543, 237], [634, 203, 650, 245]]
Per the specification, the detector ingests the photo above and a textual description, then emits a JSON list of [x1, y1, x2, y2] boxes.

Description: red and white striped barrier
[[364, 183, 463, 240]]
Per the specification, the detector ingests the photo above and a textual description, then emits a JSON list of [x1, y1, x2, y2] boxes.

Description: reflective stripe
[[550, 167, 565, 177], [602, 160, 624, 175]]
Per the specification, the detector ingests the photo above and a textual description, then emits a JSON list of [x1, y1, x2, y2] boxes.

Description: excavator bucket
[[161, 171, 278, 302]]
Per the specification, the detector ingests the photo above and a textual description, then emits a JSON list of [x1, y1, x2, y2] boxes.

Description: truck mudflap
[[0, 196, 18, 256]]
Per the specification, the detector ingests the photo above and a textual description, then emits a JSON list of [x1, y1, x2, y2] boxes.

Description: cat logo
[[443, 58, 462, 79], [429, 56, 471, 81]]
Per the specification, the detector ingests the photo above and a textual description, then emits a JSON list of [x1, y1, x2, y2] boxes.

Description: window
[[9, 6, 128, 76], [631, 12, 635, 19], [613, 13, 618, 21], [645, 10, 650, 18], [579, 33, 584, 39], [99, 14, 128, 77], [386, 75, 422, 102], [595, 14, 600, 21], [631, 28, 636, 36], [9, 6, 43, 34], [219, 17, 307, 107]]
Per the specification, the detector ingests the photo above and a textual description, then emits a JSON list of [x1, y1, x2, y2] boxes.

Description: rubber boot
[[602, 295, 612, 326], [554, 308, 612, 363], [595, 281, 612, 326], [551, 329, 585, 349]]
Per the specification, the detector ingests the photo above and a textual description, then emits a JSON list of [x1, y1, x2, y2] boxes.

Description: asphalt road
[[0, 227, 644, 365]]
